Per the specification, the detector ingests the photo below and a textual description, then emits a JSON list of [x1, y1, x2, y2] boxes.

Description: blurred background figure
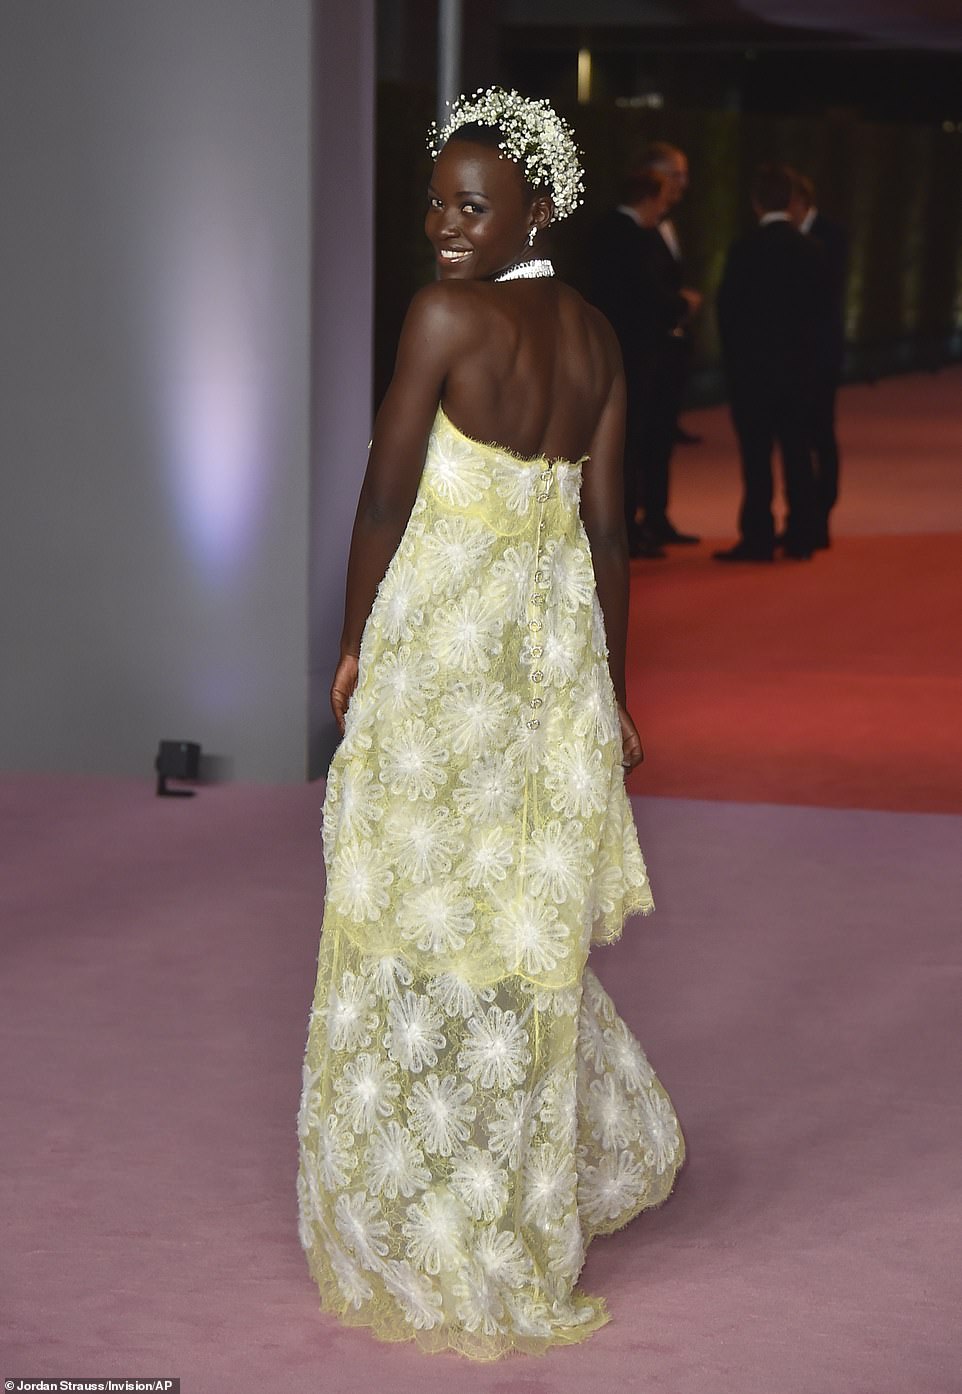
[[714, 162, 826, 562], [790, 170, 850, 549], [589, 146, 702, 556], [589, 168, 700, 557], [636, 143, 706, 522]]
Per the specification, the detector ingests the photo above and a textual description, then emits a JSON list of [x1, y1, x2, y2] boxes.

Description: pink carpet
[[3, 370, 961, 1391], [2, 774, 959, 1393]]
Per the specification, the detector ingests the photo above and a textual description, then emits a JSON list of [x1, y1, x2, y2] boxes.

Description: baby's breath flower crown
[[427, 86, 585, 223]]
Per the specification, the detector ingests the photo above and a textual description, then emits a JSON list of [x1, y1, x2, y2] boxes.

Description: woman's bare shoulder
[[558, 281, 622, 372], [405, 278, 476, 325]]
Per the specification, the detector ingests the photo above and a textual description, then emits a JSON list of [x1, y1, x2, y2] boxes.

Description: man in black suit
[[637, 142, 705, 534], [714, 163, 826, 562], [639, 142, 702, 451], [589, 167, 702, 557], [790, 171, 849, 549]]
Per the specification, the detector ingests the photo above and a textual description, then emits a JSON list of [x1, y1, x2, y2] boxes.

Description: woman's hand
[[331, 654, 359, 737], [618, 702, 645, 773]]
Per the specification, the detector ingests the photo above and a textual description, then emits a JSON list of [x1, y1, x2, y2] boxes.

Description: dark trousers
[[623, 341, 685, 530], [811, 376, 840, 526], [730, 385, 817, 554]]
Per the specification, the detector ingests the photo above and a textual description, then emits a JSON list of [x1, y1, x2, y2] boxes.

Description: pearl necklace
[[493, 257, 556, 282]]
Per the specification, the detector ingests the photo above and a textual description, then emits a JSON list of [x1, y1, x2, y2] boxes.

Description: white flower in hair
[[428, 86, 586, 222]]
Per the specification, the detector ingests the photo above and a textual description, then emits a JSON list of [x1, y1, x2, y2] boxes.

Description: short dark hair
[[639, 141, 683, 169], [444, 122, 539, 198], [751, 162, 794, 213], [620, 169, 666, 205]]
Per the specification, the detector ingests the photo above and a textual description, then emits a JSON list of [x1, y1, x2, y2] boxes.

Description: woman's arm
[[579, 328, 644, 770], [332, 284, 467, 731]]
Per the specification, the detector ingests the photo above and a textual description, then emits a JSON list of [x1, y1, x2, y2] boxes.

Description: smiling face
[[426, 137, 552, 281]]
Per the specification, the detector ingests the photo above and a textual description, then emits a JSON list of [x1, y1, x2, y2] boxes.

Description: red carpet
[[625, 369, 962, 813]]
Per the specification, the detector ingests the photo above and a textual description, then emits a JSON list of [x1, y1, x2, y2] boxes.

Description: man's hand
[[680, 287, 703, 318], [618, 702, 645, 772], [331, 654, 359, 736]]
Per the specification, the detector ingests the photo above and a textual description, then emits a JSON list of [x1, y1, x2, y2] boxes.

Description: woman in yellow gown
[[297, 88, 685, 1360]]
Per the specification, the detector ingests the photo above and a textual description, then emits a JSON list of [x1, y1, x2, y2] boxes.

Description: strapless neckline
[[437, 401, 589, 469]]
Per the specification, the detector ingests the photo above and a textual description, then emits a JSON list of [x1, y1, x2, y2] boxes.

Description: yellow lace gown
[[297, 404, 685, 1359]]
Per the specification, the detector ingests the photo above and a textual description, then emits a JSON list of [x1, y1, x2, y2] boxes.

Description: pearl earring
[[527, 226, 537, 247]]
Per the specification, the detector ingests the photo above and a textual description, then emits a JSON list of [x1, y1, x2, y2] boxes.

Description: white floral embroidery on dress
[[428, 589, 505, 674], [419, 515, 495, 596], [434, 679, 515, 758], [298, 405, 683, 1358], [424, 430, 491, 507], [408, 1072, 477, 1156], [385, 991, 448, 1074]]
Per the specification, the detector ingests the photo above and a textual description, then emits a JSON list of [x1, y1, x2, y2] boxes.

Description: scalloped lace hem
[[303, 1151, 686, 1362], [304, 1269, 609, 1361], [590, 888, 655, 948]]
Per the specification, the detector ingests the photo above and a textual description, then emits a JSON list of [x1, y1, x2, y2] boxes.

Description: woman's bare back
[[437, 279, 619, 463]]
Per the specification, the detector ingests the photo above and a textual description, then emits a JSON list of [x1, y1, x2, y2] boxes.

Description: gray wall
[[0, 0, 375, 782], [309, 0, 376, 778]]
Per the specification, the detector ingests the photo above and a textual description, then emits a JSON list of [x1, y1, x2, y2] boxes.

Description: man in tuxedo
[[790, 171, 849, 549], [715, 163, 826, 562], [589, 161, 702, 557], [637, 142, 706, 525]]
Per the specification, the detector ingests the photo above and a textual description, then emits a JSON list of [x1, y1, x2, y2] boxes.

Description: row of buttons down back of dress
[[526, 464, 554, 730]]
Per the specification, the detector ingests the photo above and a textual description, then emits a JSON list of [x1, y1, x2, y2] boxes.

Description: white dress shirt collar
[[658, 218, 682, 260], [616, 203, 643, 227], [759, 211, 791, 226], [801, 206, 818, 235]]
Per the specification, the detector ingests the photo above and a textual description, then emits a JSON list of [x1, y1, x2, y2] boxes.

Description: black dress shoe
[[628, 522, 667, 559], [712, 542, 774, 563], [776, 531, 820, 556], [652, 519, 701, 546]]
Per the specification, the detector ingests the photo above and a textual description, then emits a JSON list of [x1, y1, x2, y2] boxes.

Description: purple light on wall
[[157, 188, 275, 582]]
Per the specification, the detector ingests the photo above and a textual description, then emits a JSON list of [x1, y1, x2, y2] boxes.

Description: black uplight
[[155, 740, 201, 798]]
